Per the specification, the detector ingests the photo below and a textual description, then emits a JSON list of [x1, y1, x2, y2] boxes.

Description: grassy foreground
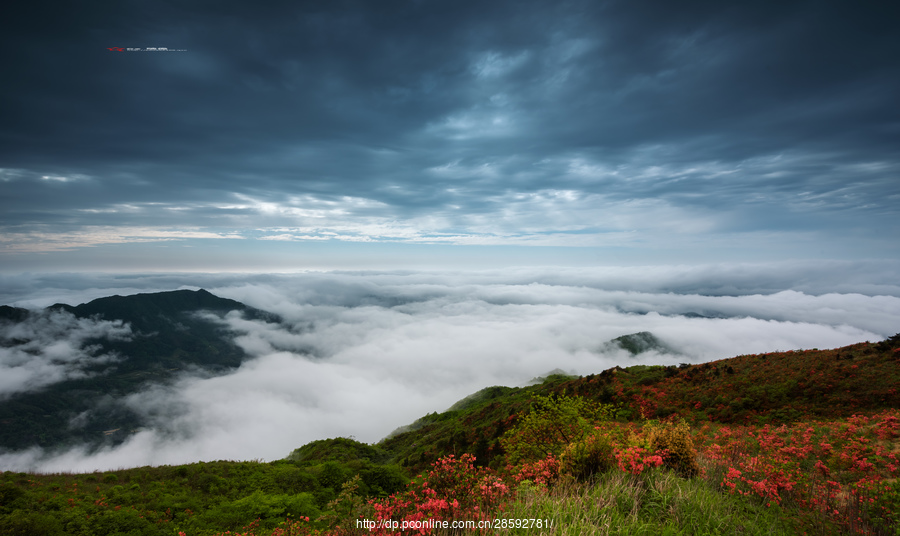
[[499, 470, 792, 535]]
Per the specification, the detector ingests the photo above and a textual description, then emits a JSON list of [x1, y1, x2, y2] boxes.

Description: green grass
[[497, 470, 793, 536]]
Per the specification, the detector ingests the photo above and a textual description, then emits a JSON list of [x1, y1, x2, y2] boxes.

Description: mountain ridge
[[0, 289, 270, 451], [47, 289, 253, 325]]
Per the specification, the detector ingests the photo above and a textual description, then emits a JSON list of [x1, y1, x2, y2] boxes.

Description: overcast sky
[[1, 0, 898, 271]]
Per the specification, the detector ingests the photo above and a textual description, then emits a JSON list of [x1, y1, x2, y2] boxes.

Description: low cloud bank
[[0, 266, 896, 472], [2, 259, 900, 308], [0, 310, 132, 398]]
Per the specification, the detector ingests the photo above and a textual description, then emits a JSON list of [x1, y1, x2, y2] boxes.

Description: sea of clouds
[[0, 261, 898, 472], [0, 310, 132, 398]]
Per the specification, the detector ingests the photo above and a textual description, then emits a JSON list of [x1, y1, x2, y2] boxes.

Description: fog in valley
[[0, 262, 897, 472]]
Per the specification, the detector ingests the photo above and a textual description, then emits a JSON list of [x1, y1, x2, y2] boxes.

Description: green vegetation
[[499, 393, 619, 464], [0, 438, 406, 536], [1, 334, 899, 534], [558, 429, 617, 479], [643, 420, 699, 478], [499, 471, 793, 535], [607, 331, 676, 356]]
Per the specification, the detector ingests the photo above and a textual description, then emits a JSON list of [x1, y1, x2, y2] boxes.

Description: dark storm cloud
[[1, 0, 898, 256]]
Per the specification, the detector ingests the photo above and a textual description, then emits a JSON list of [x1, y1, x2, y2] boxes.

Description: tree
[[500, 393, 618, 464]]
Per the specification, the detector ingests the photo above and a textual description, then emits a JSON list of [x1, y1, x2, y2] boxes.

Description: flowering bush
[[613, 445, 665, 475], [368, 454, 511, 535], [511, 454, 560, 487], [702, 410, 900, 532], [644, 419, 699, 477]]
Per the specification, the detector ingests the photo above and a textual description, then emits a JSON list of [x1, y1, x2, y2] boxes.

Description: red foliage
[[700, 409, 900, 531], [510, 454, 560, 486], [368, 454, 510, 535]]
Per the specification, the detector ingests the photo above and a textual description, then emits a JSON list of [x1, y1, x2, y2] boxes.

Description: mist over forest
[[1, 263, 897, 473]]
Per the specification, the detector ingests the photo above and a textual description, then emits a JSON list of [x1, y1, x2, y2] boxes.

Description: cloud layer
[[1, 1, 899, 267], [0, 310, 132, 398], [0, 267, 896, 472]]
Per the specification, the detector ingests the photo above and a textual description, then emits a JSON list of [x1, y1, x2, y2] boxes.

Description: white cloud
[[0, 226, 243, 253], [0, 267, 896, 472], [0, 310, 132, 398]]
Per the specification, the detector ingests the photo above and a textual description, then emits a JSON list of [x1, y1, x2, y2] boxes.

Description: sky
[[2, 0, 899, 270]]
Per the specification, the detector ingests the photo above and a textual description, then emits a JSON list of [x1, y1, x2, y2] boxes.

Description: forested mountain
[[0, 289, 274, 451]]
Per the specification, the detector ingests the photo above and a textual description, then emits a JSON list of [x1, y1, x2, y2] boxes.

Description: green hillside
[[2, 334, 898, 535], [377, 335, 900, 476]]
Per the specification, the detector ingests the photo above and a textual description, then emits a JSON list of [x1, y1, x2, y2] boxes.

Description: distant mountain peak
[[604, 331, 677, 356], [64, 288, 243, 311], [0, 305, 30, 323], [0, 288, 278, 452]]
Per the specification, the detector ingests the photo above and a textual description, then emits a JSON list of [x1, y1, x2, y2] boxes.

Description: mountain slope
[[377, 335, 900, 474], [605, 331, 677, 355], [47, 289, 275, 371], [1, 335, 898, 535], [0, 289, 273, 451], [51, 289, 251, 327]]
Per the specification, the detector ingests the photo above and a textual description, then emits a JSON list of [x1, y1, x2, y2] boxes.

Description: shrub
[[559, 430, 616, 480], [316, 461, 352, 491], [0, 510, 64, 536], [315, 475, 369, 534], [644, 419, 699, 477], [201, 490, 320, 532], [512, 454, 561, 487], [360, 465, 407, 496], [272, 466, 317, 494], [369, 454, 511, 534], [500, 393, 618, 464], [862, 478, 900, 534], [0, 483, 25, 511]]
